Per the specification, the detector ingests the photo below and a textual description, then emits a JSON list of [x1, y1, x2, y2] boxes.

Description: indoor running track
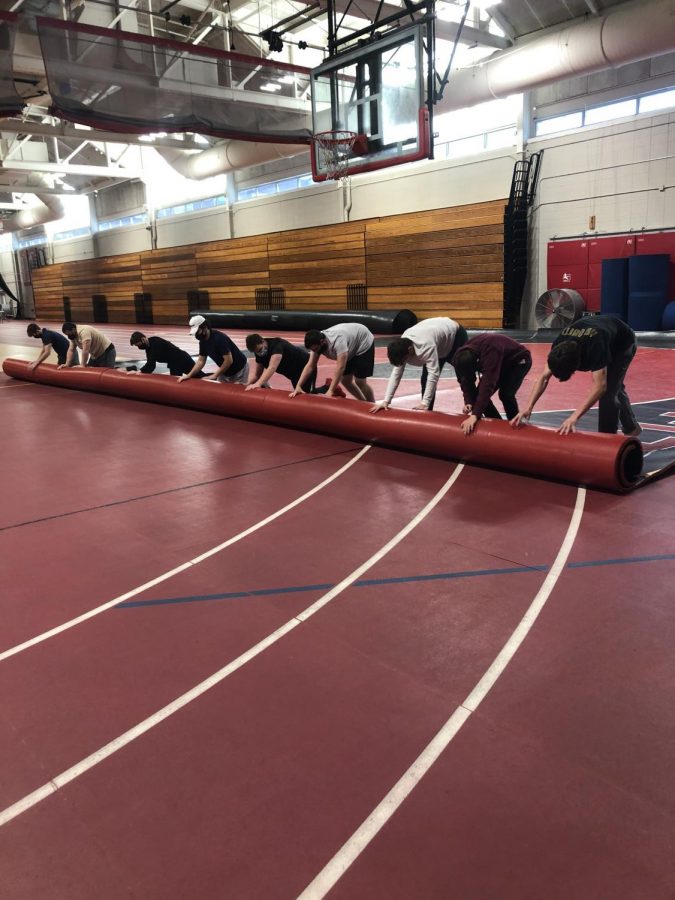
[[1, 367, 675, 899]]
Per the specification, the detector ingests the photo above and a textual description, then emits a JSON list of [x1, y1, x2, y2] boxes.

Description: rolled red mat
[[2, 359, 644, 492]]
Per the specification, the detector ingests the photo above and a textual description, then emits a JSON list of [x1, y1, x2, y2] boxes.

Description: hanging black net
[[36, 17, 312, 144], [0, 13, 25, 117]]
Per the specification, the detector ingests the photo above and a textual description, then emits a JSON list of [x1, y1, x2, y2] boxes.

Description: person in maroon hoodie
[[452, 334, 532, 435]]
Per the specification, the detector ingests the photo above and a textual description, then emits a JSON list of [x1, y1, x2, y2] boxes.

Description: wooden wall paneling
[[60, 259, 100, 322], [151, 300, 192, 324], [365, 200, 506, 238], [366, 200, 505, 325], [140, 246, 197, 324], [195, 236, 269, 310], [32, 264, 65, 319], [368, 284, 504, 328], [268, 222, 366, 309], [94, 253, 143, 323], [28, 198, 507, 327]]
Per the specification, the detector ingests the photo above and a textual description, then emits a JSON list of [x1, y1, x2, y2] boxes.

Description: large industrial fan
[[534, 288, 586, 329]]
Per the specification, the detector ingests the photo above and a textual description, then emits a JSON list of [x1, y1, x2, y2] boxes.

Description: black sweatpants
[[482, 356, 533, 420], [598, 341, 639, 434]]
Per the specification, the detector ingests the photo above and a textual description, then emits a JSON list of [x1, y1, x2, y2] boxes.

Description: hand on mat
[[510, 410, 530, 427], [461, 414, 478, 435], [370, 402, 389, 413], [557, 416, 578, 435], [245, 383, 261, 391], [203, 374, 218, 382], [289, 387, 304, 398], [177, 374, 190, 383]]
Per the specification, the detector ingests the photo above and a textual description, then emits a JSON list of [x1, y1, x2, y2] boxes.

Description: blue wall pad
[[628, 291, 668, 331], [629, 253, 670, 295], [601, 257, 629, 319]]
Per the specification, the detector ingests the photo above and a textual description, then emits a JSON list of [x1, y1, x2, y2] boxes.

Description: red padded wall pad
[[3, 359, 643, 492]]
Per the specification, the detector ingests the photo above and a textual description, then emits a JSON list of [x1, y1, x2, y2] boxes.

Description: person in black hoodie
[[511, 314, 640, 436], [129, 332, 198, 377]]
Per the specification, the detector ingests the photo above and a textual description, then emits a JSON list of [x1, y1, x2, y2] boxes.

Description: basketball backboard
[[310, 22, 432, 181]]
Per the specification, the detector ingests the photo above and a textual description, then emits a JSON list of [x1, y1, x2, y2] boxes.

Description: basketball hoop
[[313, 130, 357, 182]]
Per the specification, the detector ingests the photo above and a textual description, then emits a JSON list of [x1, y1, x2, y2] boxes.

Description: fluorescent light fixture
[[260, 83, 282, 92], [473, 0, 501, 8], [193, 133, 210, 145], [277, 74, 296, 85], [139, 134, 155, 142]]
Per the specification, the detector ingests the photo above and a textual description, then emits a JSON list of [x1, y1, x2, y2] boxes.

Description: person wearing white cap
[[179, 315, 249, 384]]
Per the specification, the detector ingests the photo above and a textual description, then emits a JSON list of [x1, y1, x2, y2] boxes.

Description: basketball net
[[313, 130, 357, 184]]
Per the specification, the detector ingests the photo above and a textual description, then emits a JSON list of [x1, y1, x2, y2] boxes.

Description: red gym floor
[[1, 320, 675, 899]]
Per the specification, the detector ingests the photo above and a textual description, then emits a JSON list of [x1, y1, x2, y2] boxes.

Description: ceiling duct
[[156, 140, 308, 179], [1, 176, 65, 232], [437, 0, 675, 112]]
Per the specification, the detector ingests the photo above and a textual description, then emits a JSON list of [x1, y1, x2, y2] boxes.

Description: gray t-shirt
[[322, 324, 374, 360], [384, 317, 460, 407]]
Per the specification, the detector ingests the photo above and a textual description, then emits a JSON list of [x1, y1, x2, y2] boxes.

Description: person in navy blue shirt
[[26, 322, 79, 368], [179, 315, 249, 384]]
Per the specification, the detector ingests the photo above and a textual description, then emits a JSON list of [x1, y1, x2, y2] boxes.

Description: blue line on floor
[[117, 552, 675, 610]]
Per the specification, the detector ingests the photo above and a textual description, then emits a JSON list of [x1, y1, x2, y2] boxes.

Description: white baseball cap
[[189, 314, 207, 336]]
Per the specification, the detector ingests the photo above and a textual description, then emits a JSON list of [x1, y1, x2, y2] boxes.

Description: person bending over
[[511, 314, 640, 436], [27, 322, 79, 368], [60, 322, 115, 368], [245, 334, 317, 392], [291, 324, 375, 402], [372, 316, 468, 413], [179, 315, 249, 384], [129, 331, 198, 377], [452, 334, 532, 435]]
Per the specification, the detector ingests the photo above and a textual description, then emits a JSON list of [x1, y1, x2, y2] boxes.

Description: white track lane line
[[0, 463, 465, 828], [297, 486, 586, 900], [0, 446, 372, 664]]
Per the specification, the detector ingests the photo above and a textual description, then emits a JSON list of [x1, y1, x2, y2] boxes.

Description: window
[[277, 177, 300, 193], [98, 213, 148, 231], [584, 99, 637, 126], [536, 86, 675, 138], [639, 88, 675, 114], [16, 235, 48, 249], [257, 181, 277, 197], [535, 112, 583, 136], [236, 174, 315, 202], [53, 226, 91, 242], [156, 195, 226, 219], [445, 134, 485, 158]]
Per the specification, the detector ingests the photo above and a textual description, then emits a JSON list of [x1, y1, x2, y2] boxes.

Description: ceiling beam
[[0, 119, 208, 150], [0, 160, 144, 178]]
